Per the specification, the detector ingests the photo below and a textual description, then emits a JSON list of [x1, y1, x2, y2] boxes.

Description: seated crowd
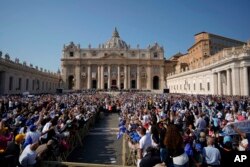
[[0, 92, 112, 167], [0, 91, 249, 167], [117, 93, 250, 167]]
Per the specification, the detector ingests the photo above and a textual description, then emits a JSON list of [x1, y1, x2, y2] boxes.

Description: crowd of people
[[0, 91, 250, 167], [0, 92, 112, 167], [117, 93, 250, 167]]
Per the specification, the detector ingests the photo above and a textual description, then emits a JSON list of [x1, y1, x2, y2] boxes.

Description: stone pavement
[[68, 113, 123, 165]]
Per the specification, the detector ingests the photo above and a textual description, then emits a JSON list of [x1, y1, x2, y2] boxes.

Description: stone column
[[117, 65, 120, 89], [75, 65, 81, 90], [137, 65, 140, 89], [243, 66, 249, 96], [217, 72, 221, 95], [87, 65, 91, 89], [97, 65, 101, 89], [127, 65, 130, 89], [160, 66, 165, 89], [100, 65, 104, 89], [108, 65, 111, 89], [62, 65, 68, 89], [232, 67, 240, 95], [226, 69, 231, 95], [213, 73, 218, 95], [124, 65, 127, 89], [147, 66, 152, 90]]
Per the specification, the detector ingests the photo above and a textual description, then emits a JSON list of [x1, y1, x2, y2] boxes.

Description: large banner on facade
[[223, 120, 250, 135]]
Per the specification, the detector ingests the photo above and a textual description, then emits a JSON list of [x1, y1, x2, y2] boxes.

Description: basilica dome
[[104, 28, 128, 49]]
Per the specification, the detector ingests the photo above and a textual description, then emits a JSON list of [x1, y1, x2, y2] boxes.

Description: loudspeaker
[[56, 88, 63, 94], [163, 89, 169, 93]]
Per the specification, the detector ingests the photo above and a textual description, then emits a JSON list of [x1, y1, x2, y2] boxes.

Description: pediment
[[101, 53, 126, 59], [149, 43, 164, 51]]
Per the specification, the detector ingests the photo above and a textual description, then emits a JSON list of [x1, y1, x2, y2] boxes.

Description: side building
[[61, 28, 166, 91], [166, 32, 250, 96], [0, 52, 60, 95]]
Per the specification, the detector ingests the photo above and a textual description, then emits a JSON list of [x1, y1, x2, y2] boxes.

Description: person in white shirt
[[137, 127, 152, 167], [8, 100, 13, 110], [238, 137, 248, 151], [41, 121, 52, 139], [142, 111, 150, 126], [19, 142, 39, 167], [225, 111, 233, 122], [25, 125, 41, 144]]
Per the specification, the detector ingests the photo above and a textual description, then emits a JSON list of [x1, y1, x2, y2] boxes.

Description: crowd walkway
[[67, 113, 124, 165]]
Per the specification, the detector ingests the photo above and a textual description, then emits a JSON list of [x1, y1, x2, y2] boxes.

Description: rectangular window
[[193, 83, 195, 90], [200, 83, 202, 90], [207, 82, 210, 91]]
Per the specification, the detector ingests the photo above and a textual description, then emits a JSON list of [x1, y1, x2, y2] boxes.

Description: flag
[[117, 130, 123, 140]]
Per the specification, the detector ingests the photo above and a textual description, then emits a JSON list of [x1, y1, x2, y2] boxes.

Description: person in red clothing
[[0, 129, 13, 153], [236, 112, 245, 121]]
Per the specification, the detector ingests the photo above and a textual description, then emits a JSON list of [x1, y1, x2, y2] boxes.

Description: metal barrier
[[40, 161, 134, 167], [49, 114, 97, 161], [125, 134, 138, 166], [40, 113, 136, 167], [41, 113, 138, 167]]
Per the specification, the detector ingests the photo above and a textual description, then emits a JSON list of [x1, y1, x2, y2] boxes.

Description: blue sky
[[0, 0, 250, 72]]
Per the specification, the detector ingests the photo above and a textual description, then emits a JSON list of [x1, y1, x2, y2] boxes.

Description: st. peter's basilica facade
[[61, 28, 166, 91]]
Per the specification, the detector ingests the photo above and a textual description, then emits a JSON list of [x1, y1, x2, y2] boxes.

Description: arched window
[[68, 75, 74, 89]]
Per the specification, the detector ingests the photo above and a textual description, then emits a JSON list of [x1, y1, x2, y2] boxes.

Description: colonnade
[[213, 66, 249, 96], [73, 64, 164, 90]]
